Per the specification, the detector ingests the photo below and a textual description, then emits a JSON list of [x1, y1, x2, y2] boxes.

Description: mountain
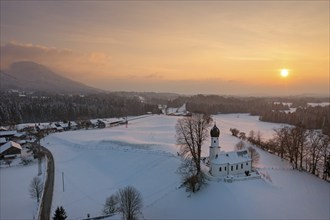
[[0, 61, 102, 94]]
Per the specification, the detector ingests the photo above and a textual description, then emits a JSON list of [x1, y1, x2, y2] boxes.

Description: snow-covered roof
[[0, 126, 8, 131], [70, 121, 78, 127], [37, 124, 55, 130], [0, 141, 22, 154], [56, 127, 64, 131], [14, 132, 26, 138], [16, 123, 35, 131], [165, 103, 189, 116], [91, 118, 124, 126], [0, 130, 17, 137], [0, 138, 6, 144], [211, 149, 251, 165]]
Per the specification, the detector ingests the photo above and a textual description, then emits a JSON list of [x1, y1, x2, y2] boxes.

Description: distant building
[[164, 103, 190, 116], [208, 124, 252, 177]]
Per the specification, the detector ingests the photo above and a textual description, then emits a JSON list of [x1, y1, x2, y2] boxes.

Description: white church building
[[208, 124, 252, 177]]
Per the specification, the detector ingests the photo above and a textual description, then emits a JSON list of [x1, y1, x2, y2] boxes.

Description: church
[[208, 124, 252, 177]]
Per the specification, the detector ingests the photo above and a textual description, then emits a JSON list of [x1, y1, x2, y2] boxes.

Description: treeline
[[167, 95, 330, 135], [259, 106, 329, 135], [230, 126, 330, 181], [0, 93, 160, 125]]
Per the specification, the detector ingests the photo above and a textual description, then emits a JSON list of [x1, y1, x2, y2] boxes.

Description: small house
[[0, 141, 22, 159]]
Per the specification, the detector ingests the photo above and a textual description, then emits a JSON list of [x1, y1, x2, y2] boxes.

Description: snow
[[2, 114, 329, 219], [0, 157, 46, 219], [307, 102, 330, 107]]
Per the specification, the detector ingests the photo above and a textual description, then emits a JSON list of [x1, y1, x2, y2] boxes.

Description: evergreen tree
[[53, 206, 67, 220]]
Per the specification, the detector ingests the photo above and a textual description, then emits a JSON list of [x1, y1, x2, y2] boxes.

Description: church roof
[[210, 124, 220, 137], [211, 149, 251, 165]]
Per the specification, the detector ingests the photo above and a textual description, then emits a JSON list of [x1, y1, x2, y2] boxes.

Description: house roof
[[0, 130, 17, 137], [0, 138, 6, 144], [211, 149, 251, 165], [0, 141, 22, 154]]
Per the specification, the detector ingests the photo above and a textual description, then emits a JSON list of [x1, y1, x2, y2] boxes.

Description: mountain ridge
[[0, 61, 102, 94]]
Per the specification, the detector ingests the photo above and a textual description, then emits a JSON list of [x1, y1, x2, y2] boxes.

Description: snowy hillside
[[39, 114, 329, 219]]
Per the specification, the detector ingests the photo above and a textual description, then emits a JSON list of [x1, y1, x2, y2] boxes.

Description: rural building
[[0, 141, 22, 159], [208, 124, 252, 177], [0, 130, 18, 141]]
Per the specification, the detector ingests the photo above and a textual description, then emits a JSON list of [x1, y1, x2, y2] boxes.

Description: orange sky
[[1, 1, 329, 95]]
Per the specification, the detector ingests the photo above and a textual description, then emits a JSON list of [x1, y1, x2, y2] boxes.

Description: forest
[[1, 92, 329, 136], [0, 92, 160, 125], [167, 95, 330, 135]]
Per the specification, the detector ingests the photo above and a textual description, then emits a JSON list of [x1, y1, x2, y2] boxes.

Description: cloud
[[145, 73, 163, 79], [1, 41, 73, 67], [226, 56, 272, 61], [0, 41, 112, 81]]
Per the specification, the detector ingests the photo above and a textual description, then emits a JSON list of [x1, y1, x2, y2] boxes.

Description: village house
[[0, 130, 18, 141], [0, 141, 22, 159]]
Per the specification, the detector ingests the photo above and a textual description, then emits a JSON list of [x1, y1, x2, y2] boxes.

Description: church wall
[[210, 160, 251, 177]]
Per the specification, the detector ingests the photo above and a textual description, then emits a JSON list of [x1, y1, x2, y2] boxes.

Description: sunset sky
[[1, 1, 329, 96]]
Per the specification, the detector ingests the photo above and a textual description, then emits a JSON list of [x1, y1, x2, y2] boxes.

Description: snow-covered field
[[39, 114, 330, 219], [0, 155, 46, 219], [2, 114, 329, 219]]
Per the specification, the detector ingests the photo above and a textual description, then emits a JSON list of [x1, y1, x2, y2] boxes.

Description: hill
[[0, 61, 102, 94]]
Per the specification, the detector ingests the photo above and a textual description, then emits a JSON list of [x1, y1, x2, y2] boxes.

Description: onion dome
[[210, 124, 220, 137]]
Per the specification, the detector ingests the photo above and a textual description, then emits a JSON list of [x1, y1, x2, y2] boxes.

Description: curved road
[[38, 146, 55, 220]]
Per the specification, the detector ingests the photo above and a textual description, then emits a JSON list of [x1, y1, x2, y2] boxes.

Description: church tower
[[209, 124, 220, 161]]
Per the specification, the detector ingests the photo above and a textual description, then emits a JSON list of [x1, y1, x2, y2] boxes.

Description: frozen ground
[[2, 114, 328, 219], [0, 154, 46, 220], [40, 114, 329, 220]]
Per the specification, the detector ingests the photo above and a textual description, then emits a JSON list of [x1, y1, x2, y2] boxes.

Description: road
[[38, 146, 55, 220]]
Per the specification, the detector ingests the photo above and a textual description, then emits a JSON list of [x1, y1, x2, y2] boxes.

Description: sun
[[280, 69, 289, 78]]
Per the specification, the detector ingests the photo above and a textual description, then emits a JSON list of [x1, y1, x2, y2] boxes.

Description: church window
[[214, 140, 216, 143], [231, 166, 233, 171], [246, 162, 249, 166], [241, 164, 243, 169], [225, 166, 226, 171], [219, 167, 222, 172], [236, 164, 238, 170]]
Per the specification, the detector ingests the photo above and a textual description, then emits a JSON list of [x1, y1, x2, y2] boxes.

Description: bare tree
[[248, 130, 255, 143], [103, 194, 118, 215], [247, 146, 260, 169], [175, 113, 212, 192], [4, 158, 12, 167], [230, 128, 240, 137], [116, 186, 143, 220], [235, 141, 245, 151], [307, 131, 324, 175], [239, 132, 246, 140], [29, 176, 43, 202], [321, 136, 330, 180]]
